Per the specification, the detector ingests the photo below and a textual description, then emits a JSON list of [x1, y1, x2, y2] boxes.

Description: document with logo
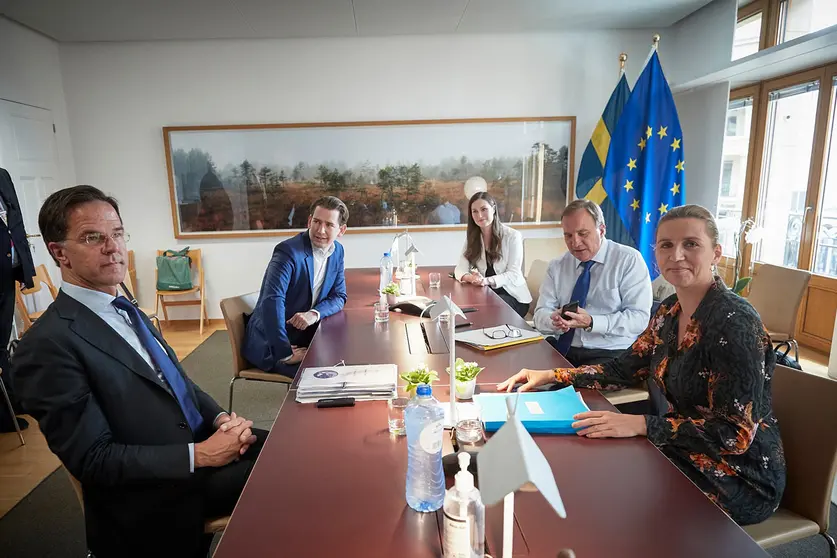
[[296, 364, 397, 403]]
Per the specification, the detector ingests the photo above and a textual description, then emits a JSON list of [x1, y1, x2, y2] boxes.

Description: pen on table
[[455, 321, 472, 329]]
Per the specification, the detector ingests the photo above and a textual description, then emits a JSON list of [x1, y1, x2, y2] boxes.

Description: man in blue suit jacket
[[244, 196, 348, 374]]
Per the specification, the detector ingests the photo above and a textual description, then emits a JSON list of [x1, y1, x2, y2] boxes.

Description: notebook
[[473, 386, 590, 434], [454, 324, 544, 351]]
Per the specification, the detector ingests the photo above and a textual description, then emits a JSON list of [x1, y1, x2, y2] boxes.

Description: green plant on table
[[446, 358, 484, 383], [399, 363, 439, 395], [381, 282, 400, 295]]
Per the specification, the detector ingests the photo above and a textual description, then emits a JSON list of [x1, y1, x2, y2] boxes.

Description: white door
[[0, 99, 62, 316]]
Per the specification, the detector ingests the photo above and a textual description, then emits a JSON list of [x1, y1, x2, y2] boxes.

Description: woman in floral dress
[[498, 205, 785, 525]]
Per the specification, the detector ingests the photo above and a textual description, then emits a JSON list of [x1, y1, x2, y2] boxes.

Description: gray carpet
[[182, 330, 290, 432], [0, 332, 834, 556]]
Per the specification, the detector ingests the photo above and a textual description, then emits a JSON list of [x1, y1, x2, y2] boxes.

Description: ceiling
[[0, 0, 716, 42]]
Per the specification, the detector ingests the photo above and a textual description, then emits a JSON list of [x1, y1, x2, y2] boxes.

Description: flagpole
[[643, 33, 661, 66], [619, 52, 627, 76]]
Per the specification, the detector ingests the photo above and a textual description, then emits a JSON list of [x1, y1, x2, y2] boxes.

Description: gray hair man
[[533, 199, 653, 366]]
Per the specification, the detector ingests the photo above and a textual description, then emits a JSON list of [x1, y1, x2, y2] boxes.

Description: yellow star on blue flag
[[574, 74, 635, 248], [602, 50, 685, 279]]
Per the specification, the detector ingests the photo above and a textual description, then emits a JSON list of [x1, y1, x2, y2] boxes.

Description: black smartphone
[[560, 301, 579, 319], [316, 397, 355, 408]]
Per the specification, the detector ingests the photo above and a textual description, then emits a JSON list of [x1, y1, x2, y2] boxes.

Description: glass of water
[[374, 302, 389, 323], [388, 396, 409, 435], [429, 272, 441, 289]]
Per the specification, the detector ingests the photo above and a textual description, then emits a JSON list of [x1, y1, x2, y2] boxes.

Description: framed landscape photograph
[[163, 117, 575, 239]]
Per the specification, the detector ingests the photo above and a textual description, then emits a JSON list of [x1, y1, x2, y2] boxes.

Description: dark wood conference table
[[214, 267, 768, 558]]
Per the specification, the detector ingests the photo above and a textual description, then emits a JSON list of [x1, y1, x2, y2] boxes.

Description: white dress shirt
[[61, 281, 219, 473], [311, 242, 335, 314], [453, 223, 532, 305], [533, 238, 652, 350]]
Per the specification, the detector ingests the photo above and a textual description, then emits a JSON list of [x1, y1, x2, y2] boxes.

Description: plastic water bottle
[[405, 384, 445, 512], [380, 252, 394, 294]]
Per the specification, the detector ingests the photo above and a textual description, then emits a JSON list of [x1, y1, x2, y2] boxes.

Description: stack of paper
[[473, 386, 590, 434], [454, 325, 543, 351], [296, 364, 397, 404]]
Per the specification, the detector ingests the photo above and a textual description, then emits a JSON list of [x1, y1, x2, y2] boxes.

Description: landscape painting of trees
[[164, 117, 574, 238]]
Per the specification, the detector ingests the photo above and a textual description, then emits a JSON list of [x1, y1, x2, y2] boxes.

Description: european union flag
[[602, 51, 685, 279], [575, 74, 635, 248]]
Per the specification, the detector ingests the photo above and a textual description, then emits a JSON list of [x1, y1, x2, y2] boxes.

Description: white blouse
[[454, 223, 532, 304]]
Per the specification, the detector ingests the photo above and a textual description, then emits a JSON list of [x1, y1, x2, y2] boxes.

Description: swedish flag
[[602, 51, 685, 279], [575, 74, 634, 248]]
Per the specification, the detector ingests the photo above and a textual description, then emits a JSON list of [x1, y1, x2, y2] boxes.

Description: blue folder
[[473, 386, 591, 434]]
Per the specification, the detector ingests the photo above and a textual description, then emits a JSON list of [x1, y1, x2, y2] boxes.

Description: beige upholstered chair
[[743, 365, 837, 555], [155, 249, 207, 335], [220, 292, 294, 412], [522, 237, 567, 278], [746, 264, 811, 361]]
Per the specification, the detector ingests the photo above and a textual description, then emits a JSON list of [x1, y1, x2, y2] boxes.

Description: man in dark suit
[[0, 167, 35, 432], [243, 196, 348, 375], [11, 185, 265, 558]]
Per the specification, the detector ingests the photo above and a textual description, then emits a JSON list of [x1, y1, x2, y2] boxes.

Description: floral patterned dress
[[554, 278, 786, 525]]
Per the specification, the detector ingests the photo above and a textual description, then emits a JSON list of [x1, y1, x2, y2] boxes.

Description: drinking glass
[[388, 396, 409, 435], [374, 302, 389, 323], [429, 272, 441, 288], [455, 419, 485, 450]]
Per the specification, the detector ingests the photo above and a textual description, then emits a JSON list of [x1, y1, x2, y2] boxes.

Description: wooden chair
[[220, 292, 293, 412], [0, 367, 24, 446], [14, 264, 59, 332], [62, 465, 230, 539], [743, 365, 837, 556], [746, 264, 811, 362], [155, 249, 207, 335]]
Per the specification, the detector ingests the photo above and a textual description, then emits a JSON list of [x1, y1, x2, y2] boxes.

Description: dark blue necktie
[[112, 297, 204, 432], [555, 260, 595, 355]]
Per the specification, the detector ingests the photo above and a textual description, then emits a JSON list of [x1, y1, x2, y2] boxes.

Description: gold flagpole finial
[[619, 52, 628, 73], [652, 34, 661, 49]]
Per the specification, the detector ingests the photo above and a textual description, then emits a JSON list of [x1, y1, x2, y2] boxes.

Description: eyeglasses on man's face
[[483, 324, 522, 340], [71, 231, 131, 246]]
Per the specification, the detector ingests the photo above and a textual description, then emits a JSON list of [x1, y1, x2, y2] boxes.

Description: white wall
[[0, 17, 76, 191], [668, 0, 737, 87], [675, 82, 731, 214], [60, 32, 655, 318]]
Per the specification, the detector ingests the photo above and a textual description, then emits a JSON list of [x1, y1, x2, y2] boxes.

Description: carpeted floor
[[1, 332, 835, 557]]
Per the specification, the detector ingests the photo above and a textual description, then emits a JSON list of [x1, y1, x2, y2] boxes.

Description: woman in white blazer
[[454, 192, 532, 317]]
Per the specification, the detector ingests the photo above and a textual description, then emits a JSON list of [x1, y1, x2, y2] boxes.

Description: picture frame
[[163, 116, 576, 239]]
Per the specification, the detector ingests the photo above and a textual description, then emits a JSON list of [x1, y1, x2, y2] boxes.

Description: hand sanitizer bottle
[[443, 452, 485, 558]]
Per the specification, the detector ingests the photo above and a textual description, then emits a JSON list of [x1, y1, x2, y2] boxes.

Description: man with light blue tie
[[534, 199, 652, 366], [11, 185, 262, 558]]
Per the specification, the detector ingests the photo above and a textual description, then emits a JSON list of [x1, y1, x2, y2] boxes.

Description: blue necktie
[[112, 297, 204, 432], [555, 260, 595, 355]]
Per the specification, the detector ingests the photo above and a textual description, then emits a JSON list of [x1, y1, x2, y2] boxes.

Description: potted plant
[[381, 281, 400, 305], [446, 358, 484, 400], [399, 363, 439, 397]]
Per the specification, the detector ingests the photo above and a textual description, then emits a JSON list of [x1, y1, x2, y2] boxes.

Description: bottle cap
[[384, 252, 390, 257], [455, 452, 474, 492], [416, 384, 432, 397]]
